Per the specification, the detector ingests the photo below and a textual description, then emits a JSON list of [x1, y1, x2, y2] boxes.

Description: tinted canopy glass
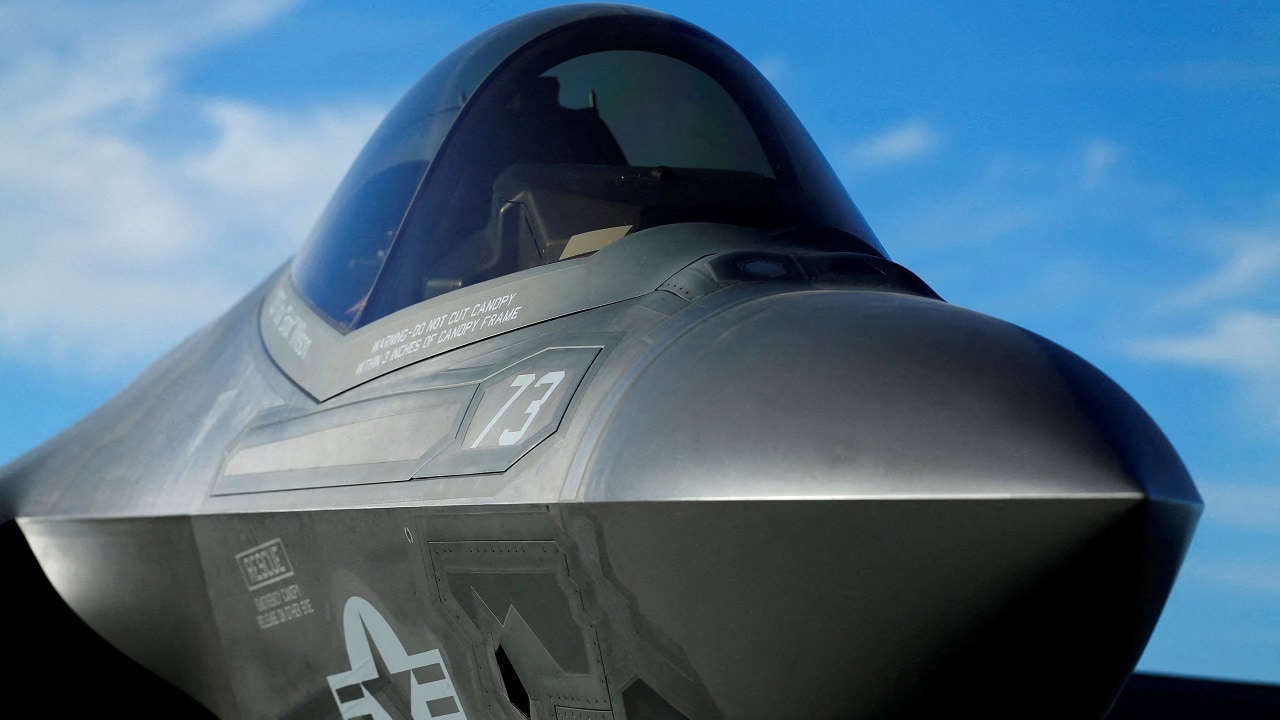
[[293, 6, 881, 331]]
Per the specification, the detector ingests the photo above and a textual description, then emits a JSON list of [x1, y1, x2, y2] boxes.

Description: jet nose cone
[[576, 287, 1200, 718], [584, 288, 1197, 506]]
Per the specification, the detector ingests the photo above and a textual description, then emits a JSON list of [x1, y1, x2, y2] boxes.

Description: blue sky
[[1, 0, 1277, 685]]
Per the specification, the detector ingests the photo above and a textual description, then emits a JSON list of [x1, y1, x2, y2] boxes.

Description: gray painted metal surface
[[0, 5, 1199, 720]]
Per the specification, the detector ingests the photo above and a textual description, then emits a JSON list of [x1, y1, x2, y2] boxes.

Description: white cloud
[[1080, 139, 1120, 189], [0, 1, 384, 372], [877, 140, 1122, 262], [1200, 483, 1280, 535], [1122, 211, 1280, 430], [751, 54, 788, 86], [1126, 312, 1280, 374], [1165, 233, 1280, 311], [845, 119, 940, 169], [182, 98, 385, 256]]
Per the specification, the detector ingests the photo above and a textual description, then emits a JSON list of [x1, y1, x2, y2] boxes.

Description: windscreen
[[292, 9, 882, 332], [290, 5, 625, 329]]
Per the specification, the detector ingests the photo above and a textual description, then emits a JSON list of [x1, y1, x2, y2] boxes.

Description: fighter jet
[[0, 4, 1208, 719]]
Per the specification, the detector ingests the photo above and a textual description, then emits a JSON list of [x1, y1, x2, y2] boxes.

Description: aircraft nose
[[581, 287, 1198, 506], [571, 287, 1201, 718]]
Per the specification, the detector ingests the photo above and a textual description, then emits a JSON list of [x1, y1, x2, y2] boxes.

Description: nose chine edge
[[584, 288, 1196, 507], [571, 288, 1198, 718]]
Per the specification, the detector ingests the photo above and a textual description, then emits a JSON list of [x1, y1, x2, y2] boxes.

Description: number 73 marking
[[470, 371, 566, 448]]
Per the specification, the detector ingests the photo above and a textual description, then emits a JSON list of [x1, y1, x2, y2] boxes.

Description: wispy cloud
[[1124, 210, 1280, 429], [1200, 483, 1280, 535], [844, 120, 941, 169], [872, 139, 1143, 306], [1182, 483, 1280, 597], [0, 1, 384, 372], [1164, 233, 1280, 312], [1127, 311, 1280, 374], [182, 99, 382, 249], [1126, 311, 1280, 428], [751, 54, 788, 86], [1079, 139, 1120, 189], [1125, 209, 1280, 364]]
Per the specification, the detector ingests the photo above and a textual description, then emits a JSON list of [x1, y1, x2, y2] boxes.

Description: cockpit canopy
[[292, 4, 882, 332]]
